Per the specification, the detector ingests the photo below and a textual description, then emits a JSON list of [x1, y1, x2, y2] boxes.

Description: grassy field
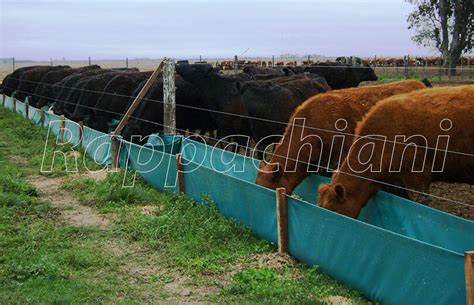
[[0, 108, 372, 304]]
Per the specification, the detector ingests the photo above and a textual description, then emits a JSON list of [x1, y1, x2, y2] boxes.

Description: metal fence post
[[163, 58, 176, 135]]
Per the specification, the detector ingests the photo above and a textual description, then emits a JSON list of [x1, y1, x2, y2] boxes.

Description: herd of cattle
[[1, 63, 472, 218], [216, 55, 473, 70], [0, 62, 377, 157]]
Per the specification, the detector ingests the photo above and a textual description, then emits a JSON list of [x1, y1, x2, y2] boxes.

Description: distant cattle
[[318, 85, 474, 218], [256, 80, 429, 194]]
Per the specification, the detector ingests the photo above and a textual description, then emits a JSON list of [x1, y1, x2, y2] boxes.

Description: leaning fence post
[[276, 187, 288, 254], [59, 114, 65, 142], [163, 58, 176, 134], [12, 96, 16, 112], [79, 120, 84, 146], [466, 251, 474, 305], [25, 100, 29, 119], [176, 153, 185, 194]]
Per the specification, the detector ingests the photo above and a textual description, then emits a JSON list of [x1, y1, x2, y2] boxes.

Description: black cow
[[121, 75, 216, 143], [86, 71, 153, 132], [242, 66, 299, 80], [1, 66, 43, 96], [175, 64, 254, 149], [50, 69, 114, 112], [67, 72, 120, 121], [15, 66, 71, 102], [30, 65, 101, 107], [304, 62, 377, 89], [240, 75, 331, 158]]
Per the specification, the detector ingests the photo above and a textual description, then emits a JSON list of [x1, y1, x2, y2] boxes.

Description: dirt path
[[26, 173, 217, 303], [27, 175, 109, 227]]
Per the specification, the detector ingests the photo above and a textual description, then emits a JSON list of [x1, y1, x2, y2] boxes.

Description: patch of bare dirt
[[102, 238, 218, 302], [321, 296, 354, 305], [248, 252, 297, 269], [8, 155, 29, 165], [83, 169, 108, 181], [27, 175, 109, 227]]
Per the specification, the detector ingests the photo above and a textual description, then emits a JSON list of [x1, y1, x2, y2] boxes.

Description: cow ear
[[334, 184, 346, 201]]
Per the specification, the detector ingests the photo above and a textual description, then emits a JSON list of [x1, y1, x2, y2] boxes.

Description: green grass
[[0, 108, 372, 304]]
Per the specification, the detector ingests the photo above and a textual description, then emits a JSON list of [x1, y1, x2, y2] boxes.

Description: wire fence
[[2, 77, 474, 211], [2, 55, 473, 82], [4, 76, 474, 159]]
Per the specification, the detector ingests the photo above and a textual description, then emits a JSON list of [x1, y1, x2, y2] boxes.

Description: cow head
[[354, 65, 378, 84]]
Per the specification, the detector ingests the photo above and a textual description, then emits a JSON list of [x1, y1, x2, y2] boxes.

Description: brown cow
[[256, 80, 429, 194], [318, 85, 474, 218]]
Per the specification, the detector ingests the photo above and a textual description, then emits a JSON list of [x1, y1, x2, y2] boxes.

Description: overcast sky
[[0, 0, 435, 60]]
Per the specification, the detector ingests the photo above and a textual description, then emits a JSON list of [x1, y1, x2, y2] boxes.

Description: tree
[[406, 0, 473, 75]]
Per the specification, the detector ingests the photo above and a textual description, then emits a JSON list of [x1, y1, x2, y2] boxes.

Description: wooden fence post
[[466, 251, 474, 305], [40, 109, 45, 127], [163, 58, 176, 135], [79, 120, 84, 146], [12, 96, 16, 112], [25, 100, 29, 118], [12, 57, 15, 71], [176, 153, 185, 193], [111, 136, 121, 170], [276, 187, 288, 254], [112, 62, 163, 137], [59, 114, 65, 142], [2, 94, 5, 108]]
